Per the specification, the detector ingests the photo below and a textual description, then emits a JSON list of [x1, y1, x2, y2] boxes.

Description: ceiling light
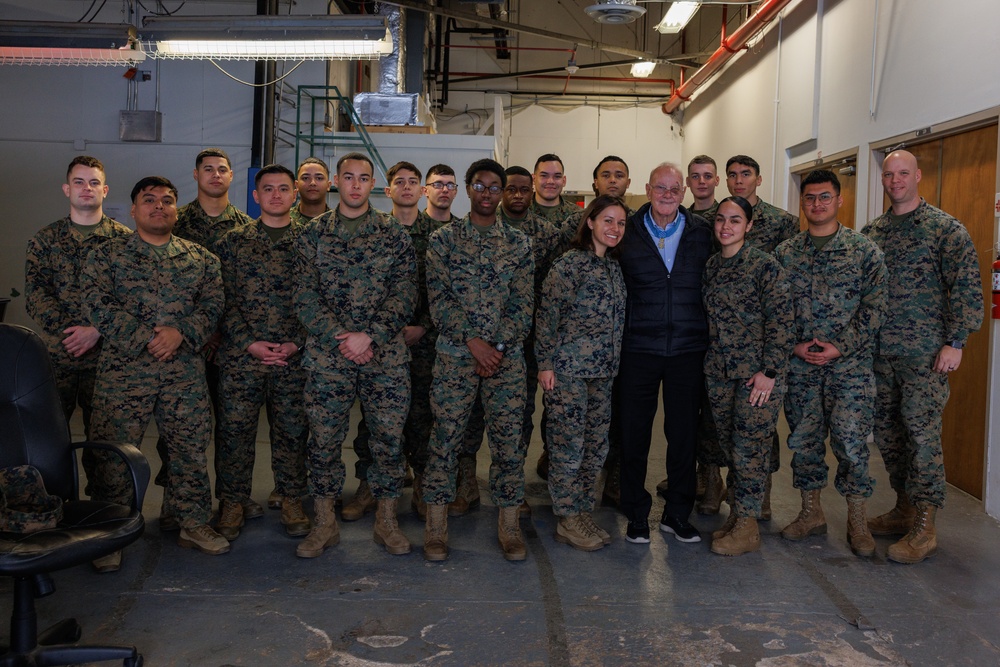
[[655, 2, 700, 34], [141, 15, 392, 61], [0, 45, 145, 66], [630, 61, 656, 78]]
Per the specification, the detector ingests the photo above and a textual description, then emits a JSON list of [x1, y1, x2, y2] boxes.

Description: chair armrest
[[72, 441, 151, 510]]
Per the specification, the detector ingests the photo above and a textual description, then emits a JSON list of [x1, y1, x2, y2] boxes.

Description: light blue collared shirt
[[645, 208, 686, 272]]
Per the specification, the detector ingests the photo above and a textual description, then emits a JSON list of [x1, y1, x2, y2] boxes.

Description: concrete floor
[[3, 402, 1000, 666]]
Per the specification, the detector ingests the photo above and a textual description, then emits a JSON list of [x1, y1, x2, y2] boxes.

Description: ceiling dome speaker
[[584, 0, 647, 25]]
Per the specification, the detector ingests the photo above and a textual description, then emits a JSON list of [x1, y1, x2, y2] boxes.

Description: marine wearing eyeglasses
[[423, 164, 462, 224], [774, 169, 887, 558], [422, 158, 535, 562]]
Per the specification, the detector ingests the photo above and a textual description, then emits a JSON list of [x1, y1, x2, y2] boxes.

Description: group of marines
[[23, 143, 982, 570]]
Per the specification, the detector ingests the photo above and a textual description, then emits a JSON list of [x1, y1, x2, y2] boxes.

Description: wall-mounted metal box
[[119, 110, 162, 142]]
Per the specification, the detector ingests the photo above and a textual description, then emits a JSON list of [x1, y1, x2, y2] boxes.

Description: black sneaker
[[626, 519, 651, 544], [659, 513, 702, 543]]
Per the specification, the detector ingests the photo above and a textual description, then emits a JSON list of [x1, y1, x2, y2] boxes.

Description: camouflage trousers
[[873, 355, 949, 508], [216, 362, 308, 502], [423, 351, 526, 507], [52, 361, 99, 490], [544, 374, 613, 517], [785, 366, 875, 498], [460, 332, 541, 458], [351, 334, 436, 477], [706, 376, 784, 517], [53, 361, 96, 438], [90, 364, 213, 527], [304, 363, 410, 500], [695, 387, 724, 467]]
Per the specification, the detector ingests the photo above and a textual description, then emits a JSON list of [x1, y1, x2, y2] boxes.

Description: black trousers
[[617, 349, 704, 522]]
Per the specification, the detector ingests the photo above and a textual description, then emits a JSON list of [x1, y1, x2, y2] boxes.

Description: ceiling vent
[[584, 0, 647, 25]]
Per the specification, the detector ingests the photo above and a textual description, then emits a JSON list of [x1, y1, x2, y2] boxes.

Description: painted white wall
[[680, 0, 1000, 517]]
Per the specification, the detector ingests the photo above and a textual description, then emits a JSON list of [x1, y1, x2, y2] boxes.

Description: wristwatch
[[494, 342, 507, 353], [950, 340, 965, 349], [763, 368, 777, 379]]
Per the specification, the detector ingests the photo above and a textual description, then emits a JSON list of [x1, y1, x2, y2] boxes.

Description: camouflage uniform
[[294, 208, 416, 501], [213, 219, 309, 503], [747, 199, 799, 254], [423, 215, 534, 507], [863, 200, 984, 508], [703, 245, 794, 517], [289, 203, 330, 227], [535, 249, 626, 517], [24, 215, 132, 439], [690, 201, 720, 223], [458, 208, 563, 460], [353, 211, 445, 475], [531, 196, 580, 227], [168, 199, 253, 490], [741, 198, 799, 475], [83, 234, 224, 527], [174, 200, 254, 249], [775, 225, 886, 498]]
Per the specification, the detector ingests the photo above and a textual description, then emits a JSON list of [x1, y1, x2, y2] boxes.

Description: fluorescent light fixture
[[630, 61, 656, 78], [0, 20, 144, 65], [142, 15, 392, 61], [655, 2, 700, 34], [0, 45, 145, 66]]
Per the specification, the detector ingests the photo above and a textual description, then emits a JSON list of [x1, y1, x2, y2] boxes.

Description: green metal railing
[[293, 85, 388, 184]]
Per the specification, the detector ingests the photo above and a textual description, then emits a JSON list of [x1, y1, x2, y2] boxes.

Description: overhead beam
[[379, 0, 661, 63]]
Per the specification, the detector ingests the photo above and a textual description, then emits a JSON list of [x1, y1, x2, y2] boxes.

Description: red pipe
[[661, 0, 792, 114]]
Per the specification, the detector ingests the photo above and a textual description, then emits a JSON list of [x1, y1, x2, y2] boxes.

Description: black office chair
[[0, 324, 149, 667]]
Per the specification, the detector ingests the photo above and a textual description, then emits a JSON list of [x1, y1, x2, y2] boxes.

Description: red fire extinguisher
[[993, 247, 1000, 319]]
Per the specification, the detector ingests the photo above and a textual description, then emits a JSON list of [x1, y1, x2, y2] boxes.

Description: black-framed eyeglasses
[[471, 183, 503, 195], [427, 181, 458, 191]]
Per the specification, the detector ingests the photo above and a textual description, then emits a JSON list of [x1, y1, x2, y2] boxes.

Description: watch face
[[764, 369, 777, 379]]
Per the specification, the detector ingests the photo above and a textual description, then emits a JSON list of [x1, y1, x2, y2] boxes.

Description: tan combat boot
[[694, 462, 708, 499], [846, 495, 875, 557], [178, 524, 231, 555], [781, 489, 827, 541], [280, 497, 312, 537], [711, 488, 738, 540], [697, 464, 726, 515], [710, 516, 760, 556], [267, 489, 283, 510], [216, 499, 244, 541], [423, 503, 449, 561], [498, 505, 527, 561], [449, 456, 480, 517], [296, 498, 339, 558], [868, 489, 917, 536], [760, 473, 773, 521], [374, 498, 411, 555], [580, 512, 611, 545], [411, 470, 427, 519], [341, 480, 376, 522], [887, 504, 937, 564], [555, 514, 603, 552]]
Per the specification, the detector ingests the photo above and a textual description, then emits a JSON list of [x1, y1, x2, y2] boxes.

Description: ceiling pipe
[[661, 0, 793, 115], [449, 71, 675, 89]]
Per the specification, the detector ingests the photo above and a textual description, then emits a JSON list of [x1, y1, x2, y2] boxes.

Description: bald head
[[881, 150, 922, 215]]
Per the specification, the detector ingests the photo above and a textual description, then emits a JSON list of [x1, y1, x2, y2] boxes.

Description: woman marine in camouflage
[[536, 195, 628, 552], [703, 196, 794, 557]]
